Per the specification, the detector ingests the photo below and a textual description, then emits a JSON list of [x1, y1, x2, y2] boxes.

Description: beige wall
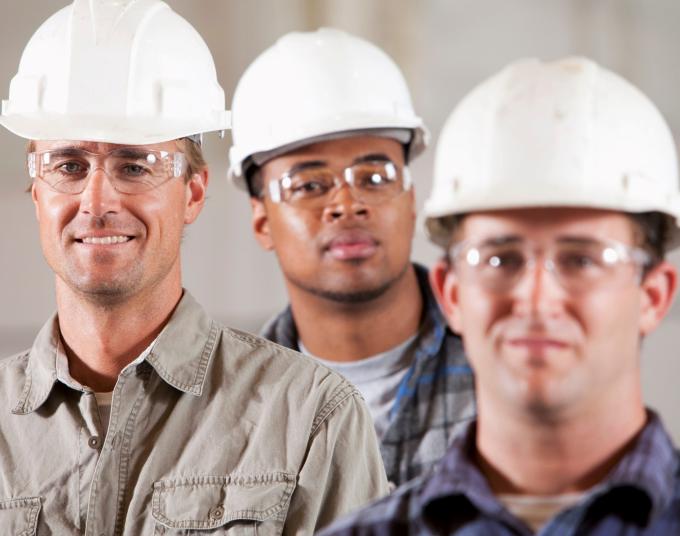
[[1, 0, 678, 441]]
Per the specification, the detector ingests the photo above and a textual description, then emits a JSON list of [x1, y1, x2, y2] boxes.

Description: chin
[[66, 275, 138, 301]]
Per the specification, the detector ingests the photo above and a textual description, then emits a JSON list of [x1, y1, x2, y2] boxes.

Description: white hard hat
[[0, 0, 230, 144], [425, 57, 680, 249], [228, 27, 429, 189]]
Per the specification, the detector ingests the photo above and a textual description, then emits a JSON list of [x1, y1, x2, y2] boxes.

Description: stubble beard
[[60, 256, 146, 308], [286, 261, 411, 304]]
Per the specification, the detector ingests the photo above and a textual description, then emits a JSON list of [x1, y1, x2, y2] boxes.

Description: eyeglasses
[[28, 147, 187, 194], [267, 160, 411, 209], [449, 237, 653, 294]]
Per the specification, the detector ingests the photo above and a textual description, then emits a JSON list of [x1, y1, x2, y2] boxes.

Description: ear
[[407, 188, 417, 223], [250, 197, 274, 250], [639, 261, 678, 336], [184, 169, 208, 225], [430, 259, 463, 334], [31, 182, 41, 221]]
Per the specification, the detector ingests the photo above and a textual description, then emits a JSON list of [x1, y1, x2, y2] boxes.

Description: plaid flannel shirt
[[319, 411, 680, 535], [260, 263, 476, 487]]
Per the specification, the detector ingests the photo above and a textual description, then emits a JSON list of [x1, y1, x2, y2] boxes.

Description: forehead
[[459, 207, 637, 244], [260, 135, 404, 177], [32, 139, 179, 153]]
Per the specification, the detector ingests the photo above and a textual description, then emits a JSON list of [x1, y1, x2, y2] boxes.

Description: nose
[[78, 168, 122, 217], [511, 259, 566, 318], [322, 183, 369, 222]]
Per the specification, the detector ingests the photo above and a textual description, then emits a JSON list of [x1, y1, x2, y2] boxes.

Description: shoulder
[[0, 350, 30, 371], [258, 306, 295, 345], [216, 326, 364, 427], [318, 475, 427, 535], [0, 350, 31, 380], [0, 350, 31, 407]]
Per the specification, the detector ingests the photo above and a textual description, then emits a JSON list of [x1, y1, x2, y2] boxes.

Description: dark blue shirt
[[319, 412, 680, 535], [260, 263, 475, 486]]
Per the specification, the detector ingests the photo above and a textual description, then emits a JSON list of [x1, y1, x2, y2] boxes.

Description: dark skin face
[[251, 136, 416, 304]]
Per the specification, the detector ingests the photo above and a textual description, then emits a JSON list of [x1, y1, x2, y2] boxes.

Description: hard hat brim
[[0, 112, 231, 145]]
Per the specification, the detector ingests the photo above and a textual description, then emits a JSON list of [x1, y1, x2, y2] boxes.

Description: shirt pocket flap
[[152, 472, 296, 530], [0, 497, 41, 536]]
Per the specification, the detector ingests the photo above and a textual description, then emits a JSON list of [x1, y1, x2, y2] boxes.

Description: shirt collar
[[418, 420, 507, 518], [11, 314, 61, 414], [601, 411, 678, 521], [418, 414, 679, 528], [12, 291, 219, 414], [259, 300, 298, 350]]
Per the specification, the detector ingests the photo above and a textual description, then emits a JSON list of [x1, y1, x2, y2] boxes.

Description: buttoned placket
[[77, 390, 103, 530], [83, 361, 152, 536]]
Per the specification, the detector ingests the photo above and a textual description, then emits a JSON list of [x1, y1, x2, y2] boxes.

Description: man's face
[[251, 135, 416, 303], [431, 208, 677, 418], [31, 140, 206, 303]]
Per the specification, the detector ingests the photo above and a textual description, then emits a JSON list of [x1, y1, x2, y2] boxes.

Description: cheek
[[457, 287, 509, 344], [268, 209, 318, 250], [36, 196, 77, 241], [377, 202, 415, 255], [139, 193, 186, 240], [579, 290, 642, 344]]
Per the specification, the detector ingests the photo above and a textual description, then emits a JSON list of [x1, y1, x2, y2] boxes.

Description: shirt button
[[210, 505, 225, 520], [88, 436, 102, 449]]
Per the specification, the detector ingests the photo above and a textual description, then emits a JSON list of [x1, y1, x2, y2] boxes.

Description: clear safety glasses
[[267, 160, 412, 209], [449, 236, 653, 294], [28, 147, 187, 194]]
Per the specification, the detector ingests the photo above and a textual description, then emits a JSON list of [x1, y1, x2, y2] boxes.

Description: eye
[[354, 166, 395, 189], [286, 171, 334, 198], [56, 161, 86, 175], [297, 181, 324, 192], [556, 251, 601, 272], [120, 163, 149, 177], [485, 249, 525, 271]]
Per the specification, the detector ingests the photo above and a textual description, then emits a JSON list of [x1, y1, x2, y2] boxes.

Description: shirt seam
[[310, 382, 360, 437]]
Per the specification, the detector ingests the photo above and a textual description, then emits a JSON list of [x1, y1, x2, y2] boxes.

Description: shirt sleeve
[[283, 386, 390, 534]]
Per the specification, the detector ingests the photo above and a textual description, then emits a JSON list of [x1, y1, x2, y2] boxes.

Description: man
[[229, 28, 475, 487], [320, 57, 680, 534], [0, 1, 387, 533]]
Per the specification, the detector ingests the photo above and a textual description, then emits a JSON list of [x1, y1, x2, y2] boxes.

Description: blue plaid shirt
[[319, 412, 680, 535], [260, 263, 475, 486]]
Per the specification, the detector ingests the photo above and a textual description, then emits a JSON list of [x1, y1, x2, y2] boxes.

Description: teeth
[[81, 236, 131, 245]]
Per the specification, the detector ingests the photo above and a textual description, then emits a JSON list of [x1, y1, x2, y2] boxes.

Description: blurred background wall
[[1, 0, 678, 440]]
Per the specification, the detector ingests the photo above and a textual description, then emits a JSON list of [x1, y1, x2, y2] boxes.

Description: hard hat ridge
[[228, 27, 428, 189], [424, 56, 680, 250], [0, 0, 231, 144]]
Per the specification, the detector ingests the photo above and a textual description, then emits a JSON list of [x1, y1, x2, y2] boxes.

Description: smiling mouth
[[77, 235, 133, 245]]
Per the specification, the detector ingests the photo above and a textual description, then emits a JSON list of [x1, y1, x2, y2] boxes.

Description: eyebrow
[[478, 235, 524, 247], [555, 236, 603, 246], [45, 148, 90, 158], [111, 148, 156, 159], [477, 235, 606, 248], [286, 153, 395, 176], [287, 160, 328, 176], [352, 153, 392, 165]]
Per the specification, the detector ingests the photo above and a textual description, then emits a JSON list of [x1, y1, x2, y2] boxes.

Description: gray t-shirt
[[299, 335, 417, 439]]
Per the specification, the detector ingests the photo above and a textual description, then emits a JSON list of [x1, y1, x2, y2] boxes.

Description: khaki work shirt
[[0, 292, 389, 534]]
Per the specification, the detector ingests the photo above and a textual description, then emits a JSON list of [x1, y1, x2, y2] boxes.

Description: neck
[[288, 264, 423, 362], [55, 275, 182, 392], [475, 383, 646, 495]]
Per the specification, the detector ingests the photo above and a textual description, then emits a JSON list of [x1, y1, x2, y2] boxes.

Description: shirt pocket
[[151, 472, 296, 535], [0, 497, 41, 536]]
